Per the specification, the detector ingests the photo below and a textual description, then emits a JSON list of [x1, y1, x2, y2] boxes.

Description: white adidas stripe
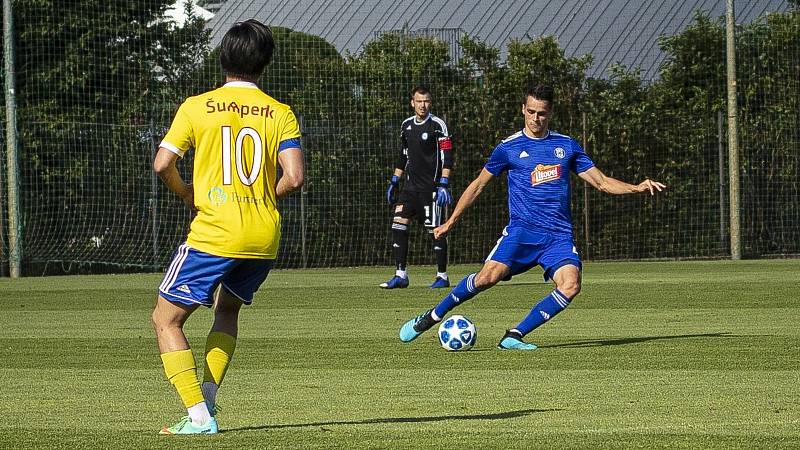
[[552, 290, 570, 307], [466, 273, 477, 292], [159, 244, 189, 292], [485, 227, 509, 262]]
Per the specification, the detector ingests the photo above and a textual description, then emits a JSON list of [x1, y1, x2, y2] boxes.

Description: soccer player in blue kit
[[400, 85, 666, 349]]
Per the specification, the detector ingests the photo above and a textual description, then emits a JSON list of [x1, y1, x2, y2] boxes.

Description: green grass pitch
[[0, 260, 798, 449]]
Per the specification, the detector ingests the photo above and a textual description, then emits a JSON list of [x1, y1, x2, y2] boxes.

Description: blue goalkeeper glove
[[435, 177, 452, 206], [386, 175, 400, 204]]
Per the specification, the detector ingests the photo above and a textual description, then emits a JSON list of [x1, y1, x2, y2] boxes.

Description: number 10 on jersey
[[221, 126, 263, 186]]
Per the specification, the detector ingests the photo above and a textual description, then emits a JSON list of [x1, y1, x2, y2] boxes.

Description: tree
[[9, 0, 212, 268]]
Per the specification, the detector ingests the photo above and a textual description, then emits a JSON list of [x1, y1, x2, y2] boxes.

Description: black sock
[[433, 236, 448, 274], [392, 226, 409, 272], [502, 329, 525, 340], [414, 309, 440, 332]]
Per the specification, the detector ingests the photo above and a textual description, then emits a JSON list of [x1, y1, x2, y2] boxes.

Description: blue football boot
[[497, 330, 538, 350], [399, 309, 438, 342], [429, 277, 450, 289], [380, 275, 409, 289]]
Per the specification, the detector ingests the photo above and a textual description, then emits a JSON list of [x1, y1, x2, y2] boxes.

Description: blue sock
[[433, 273, 480, 319], [512, 290, 572, 336]]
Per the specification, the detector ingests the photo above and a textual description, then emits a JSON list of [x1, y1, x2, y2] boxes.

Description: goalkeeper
[[381, 86, 454, 289]]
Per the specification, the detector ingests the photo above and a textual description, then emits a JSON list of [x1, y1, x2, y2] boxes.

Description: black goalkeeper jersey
[[395, 113, 453, 192]]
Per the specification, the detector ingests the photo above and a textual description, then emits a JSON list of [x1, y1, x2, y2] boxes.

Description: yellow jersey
[[160, 81, 301, 259]]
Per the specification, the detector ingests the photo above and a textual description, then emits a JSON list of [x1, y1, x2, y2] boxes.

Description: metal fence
[[1, 1, 798, 276]]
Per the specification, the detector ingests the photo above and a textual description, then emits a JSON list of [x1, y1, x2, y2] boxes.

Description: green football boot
[[159, 416, 218, 435]]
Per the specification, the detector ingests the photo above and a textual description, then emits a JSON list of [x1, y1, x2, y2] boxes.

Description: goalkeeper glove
[[386, 175, 400, 204], [435, 177, 452, 206]]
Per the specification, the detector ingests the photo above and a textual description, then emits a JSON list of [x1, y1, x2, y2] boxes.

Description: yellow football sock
[[160, 349, 204, 408], [203, 332, 237, 385]]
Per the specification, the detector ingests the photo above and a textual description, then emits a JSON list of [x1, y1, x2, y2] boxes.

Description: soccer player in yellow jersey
[[150, 19, 304, 435]]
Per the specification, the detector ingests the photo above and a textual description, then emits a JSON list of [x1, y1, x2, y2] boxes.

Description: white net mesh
[[0, 1, 797, 274]]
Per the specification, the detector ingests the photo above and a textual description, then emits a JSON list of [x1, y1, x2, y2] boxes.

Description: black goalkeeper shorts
[[393, 190, 446, 229]]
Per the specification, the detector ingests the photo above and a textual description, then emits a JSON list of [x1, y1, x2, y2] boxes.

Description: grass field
[[0, 260, 798, 449]]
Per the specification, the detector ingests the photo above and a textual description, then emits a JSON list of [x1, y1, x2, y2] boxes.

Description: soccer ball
[[437, 315, 477, 351]]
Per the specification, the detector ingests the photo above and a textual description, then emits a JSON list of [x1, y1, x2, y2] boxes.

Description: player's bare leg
[[552, 264, 581, 299], [152, 296, 196, 353], [210, 286, 243, 337], [474, 260, 511, 290]]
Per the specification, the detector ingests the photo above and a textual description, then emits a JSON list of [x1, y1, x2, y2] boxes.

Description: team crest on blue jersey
[[554, 147, 566, 158], [208, 186, 228, 207]]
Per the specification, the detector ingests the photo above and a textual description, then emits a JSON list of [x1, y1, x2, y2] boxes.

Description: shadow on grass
[[542, 332, 732, 348], [224, 408, 557, 432]]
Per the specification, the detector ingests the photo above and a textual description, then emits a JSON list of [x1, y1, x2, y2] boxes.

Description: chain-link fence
[[0, 1, 797, 275]]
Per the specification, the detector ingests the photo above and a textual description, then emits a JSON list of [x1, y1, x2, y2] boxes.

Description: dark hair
[[411, 85, 431, 98], [219, 19, 275, 80], [523, 85, 555, 107]]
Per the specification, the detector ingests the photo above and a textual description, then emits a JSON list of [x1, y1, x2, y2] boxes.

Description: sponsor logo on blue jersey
[[531, 164, 561, 186]]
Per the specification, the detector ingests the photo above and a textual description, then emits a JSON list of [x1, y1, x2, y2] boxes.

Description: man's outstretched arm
[[578, 167, 666, 195], [433, 168, 495, 239]]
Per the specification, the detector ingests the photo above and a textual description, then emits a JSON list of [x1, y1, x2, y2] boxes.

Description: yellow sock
[[203, 332, 237, 385], [160, 349, 204, 408]]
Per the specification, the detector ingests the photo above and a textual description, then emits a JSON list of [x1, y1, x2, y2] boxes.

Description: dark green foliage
[[3, 4, 798, 272], [735, 11, 800, 255], [6, 0, 212, 270]]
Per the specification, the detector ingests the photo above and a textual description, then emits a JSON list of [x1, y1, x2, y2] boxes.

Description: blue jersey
[[485, 130, 595, 235]]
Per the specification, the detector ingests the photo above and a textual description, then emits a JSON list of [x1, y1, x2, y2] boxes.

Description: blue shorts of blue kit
[[485, 225, 581, 281], [159, 243, 275, 307]]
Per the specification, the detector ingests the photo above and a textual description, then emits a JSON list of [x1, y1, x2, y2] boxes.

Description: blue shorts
[[158, 243, 274, 307], [485, 226, 581, 281]]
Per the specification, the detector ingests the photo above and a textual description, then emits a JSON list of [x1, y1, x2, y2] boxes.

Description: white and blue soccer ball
[[437, 315, 477, 351]]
